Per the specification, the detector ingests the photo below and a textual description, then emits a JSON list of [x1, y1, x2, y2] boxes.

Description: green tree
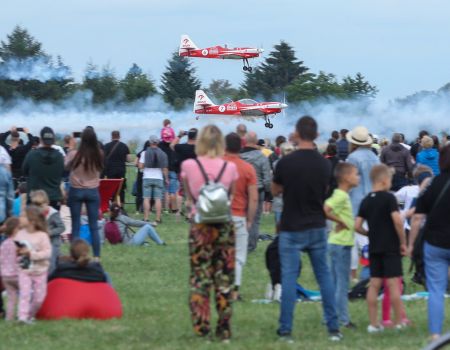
[[204, 79, 240, 103], [342, 72, 377, 98], [243, 41, 309, 99], [120, 63, 156, 103], [0, 26, 74, 101], [82, 62, 119, 104], [161, 52, 201, 109], [0, 25, 43, 60]]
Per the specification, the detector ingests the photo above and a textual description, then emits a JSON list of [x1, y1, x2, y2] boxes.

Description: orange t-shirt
[[223, 154, 257, 217]]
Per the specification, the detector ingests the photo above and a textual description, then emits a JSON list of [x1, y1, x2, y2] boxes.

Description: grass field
[[0, 168, 447, 349]]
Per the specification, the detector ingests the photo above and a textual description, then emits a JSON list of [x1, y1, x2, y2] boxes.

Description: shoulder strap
[[106, 141, 121, 162], [431, 178, 450, 212], [215, 161, 228, 183], [194, 158, 209, 185]]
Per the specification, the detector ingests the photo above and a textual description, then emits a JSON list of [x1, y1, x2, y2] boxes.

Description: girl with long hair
[[65, 127, 103, 259], [15, 206, 52, 324]]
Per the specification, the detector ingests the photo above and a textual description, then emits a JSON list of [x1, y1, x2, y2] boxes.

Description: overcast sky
[[1, 0, 449, 100]]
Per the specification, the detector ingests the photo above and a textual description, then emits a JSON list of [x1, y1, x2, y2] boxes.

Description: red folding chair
[[98, 179, 124, 213]]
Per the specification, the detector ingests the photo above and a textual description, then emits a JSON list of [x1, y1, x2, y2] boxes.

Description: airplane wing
[[240, 109, 264, 117], [218, 53, 246, 59]]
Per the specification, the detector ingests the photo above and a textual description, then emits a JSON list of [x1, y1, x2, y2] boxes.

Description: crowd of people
[[0, 117, 449, 345]]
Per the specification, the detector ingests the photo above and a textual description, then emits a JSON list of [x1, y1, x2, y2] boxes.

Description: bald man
[[240, 131, 272, 251]]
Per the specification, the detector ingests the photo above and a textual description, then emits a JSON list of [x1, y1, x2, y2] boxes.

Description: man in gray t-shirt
[[138, 135, 168, 223]]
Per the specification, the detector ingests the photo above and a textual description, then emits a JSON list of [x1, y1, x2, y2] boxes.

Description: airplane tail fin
[[179, 35, 198, 55], [194, 90, 215, 112]]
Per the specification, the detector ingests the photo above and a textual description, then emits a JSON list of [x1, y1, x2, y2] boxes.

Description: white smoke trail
[[0, 91, 449, 146], [0, 57, 70, 82]]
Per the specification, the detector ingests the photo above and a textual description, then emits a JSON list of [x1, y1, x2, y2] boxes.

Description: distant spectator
[[138, 135, 168, 224], [22, 127, 64, 210], [331, 130, 339, 142], [410, 130, 429, 160], [103, 131, 131, 204], [0, 127, 34, 187], [159, 128, 179, 214], [346, 126, 380, 281], [134, 141, 150, 213], [431, 135, 440, 150], [161, 119, 175, 145], [416, 136, 440, 176], [236, 123, 247, 148], [0, 163, 14, 225], [380, 133, 413, 191], [240, 131, 271, 252], [0, 145, 12, 170], [336, 129, 349, 161]]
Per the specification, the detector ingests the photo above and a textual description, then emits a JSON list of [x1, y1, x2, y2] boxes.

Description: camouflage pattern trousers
[[188, 222, 235, 340]]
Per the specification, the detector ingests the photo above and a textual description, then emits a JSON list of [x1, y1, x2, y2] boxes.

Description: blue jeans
[[328, 244, 352, 325], [69, 187, 101, 257], [278, 228, 339, 334], [127, 224, 164, 245], [424, 242, 450, 335]]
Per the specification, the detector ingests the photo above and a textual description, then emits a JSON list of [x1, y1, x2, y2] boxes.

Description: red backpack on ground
[[104, 220, 122, 244]]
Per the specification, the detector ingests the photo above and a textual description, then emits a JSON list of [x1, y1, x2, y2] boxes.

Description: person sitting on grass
[[105, 203, 165, 246], [355, 164, 408, 333], [324, 162, 360, 329], [49, 238, 107, 283]]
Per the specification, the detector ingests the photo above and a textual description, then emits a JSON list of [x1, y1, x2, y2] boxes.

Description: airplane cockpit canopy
[[238, 99, 257, 105]]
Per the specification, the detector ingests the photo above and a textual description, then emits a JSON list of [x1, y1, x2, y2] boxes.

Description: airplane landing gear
[[195, 116, 200, 120], [242, 59, 252, 72], [264, 116, 273, 128]]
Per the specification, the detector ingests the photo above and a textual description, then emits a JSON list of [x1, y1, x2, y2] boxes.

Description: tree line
[[0, 26, 379, 110]]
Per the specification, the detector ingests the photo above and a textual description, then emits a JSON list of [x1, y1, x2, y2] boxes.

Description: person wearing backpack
[[408, 144, 450, 342], [180, 125, 238, 343], [104, 203, 165, 246]]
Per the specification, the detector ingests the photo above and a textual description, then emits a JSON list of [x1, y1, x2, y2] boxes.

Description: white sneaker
[[367, 325, 384, 333], [265, 283, 274, 300], [273, 284, 282, 302]]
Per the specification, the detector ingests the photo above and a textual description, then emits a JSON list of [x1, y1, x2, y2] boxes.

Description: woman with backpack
[[180, 125, 238, 343], [104, 203, 165, 246], [409, 144, 450, 342], [65, 127, 103, 260]]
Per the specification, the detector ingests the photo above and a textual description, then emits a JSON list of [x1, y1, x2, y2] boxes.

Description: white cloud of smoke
[[0, 91, 449, 146], [0, 57, 70, 82]]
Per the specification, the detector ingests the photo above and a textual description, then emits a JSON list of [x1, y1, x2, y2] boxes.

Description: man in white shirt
[[138, 135, 168, 224]]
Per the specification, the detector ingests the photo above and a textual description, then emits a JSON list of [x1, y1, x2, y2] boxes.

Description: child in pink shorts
[[0, 217, 21, 321], [16, 207, 52, 324]]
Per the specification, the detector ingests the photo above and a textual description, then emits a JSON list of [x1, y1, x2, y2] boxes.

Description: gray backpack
[[194, 159, 231, 224]]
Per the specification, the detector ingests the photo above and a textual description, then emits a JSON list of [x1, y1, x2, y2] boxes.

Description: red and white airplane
[[193, 90, 287, 129], [179, 35, 263, 72]]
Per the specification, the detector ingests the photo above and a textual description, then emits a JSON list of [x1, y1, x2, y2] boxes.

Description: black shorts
[[369, 253, 403, 278]]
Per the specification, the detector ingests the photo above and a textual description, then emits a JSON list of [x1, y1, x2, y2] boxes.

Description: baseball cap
[[40, 127, 55, 146], [149, 135, 160, 144]]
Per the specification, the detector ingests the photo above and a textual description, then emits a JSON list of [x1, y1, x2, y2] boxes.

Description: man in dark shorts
[[355, 164, 407, 333]]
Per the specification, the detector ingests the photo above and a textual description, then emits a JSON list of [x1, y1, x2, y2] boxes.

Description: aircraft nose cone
[[280, 103, 288, 109], [258, 48, 264, 53]]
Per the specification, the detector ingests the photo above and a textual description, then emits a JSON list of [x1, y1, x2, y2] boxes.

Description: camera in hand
[[14, 240, 31, 269]]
